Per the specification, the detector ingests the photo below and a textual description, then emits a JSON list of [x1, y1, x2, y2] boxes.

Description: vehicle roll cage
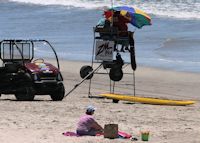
[[0, 39, 60, 70]]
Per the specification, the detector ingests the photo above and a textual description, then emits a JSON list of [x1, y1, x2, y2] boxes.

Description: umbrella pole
[[111, 0, 113, 8]]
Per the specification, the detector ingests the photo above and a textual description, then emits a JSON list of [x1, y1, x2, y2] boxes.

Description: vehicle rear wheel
[[15, 86, 35, 101], [50, 83, 65, 101]]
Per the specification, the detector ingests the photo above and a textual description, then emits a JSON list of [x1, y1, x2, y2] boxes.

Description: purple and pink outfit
[[76, 114, 97, 136]]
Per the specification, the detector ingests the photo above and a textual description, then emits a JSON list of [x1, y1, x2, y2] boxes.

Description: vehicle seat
[[4, 62, 20, 73]]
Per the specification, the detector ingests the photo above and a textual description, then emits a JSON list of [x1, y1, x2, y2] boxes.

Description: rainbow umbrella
[[104, 6, 152, 29]]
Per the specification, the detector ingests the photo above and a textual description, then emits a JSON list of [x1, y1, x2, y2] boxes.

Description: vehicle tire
[[109, 67, 123, 81], [80, 65, 93, 80], [113, 99, 119, 103], [15, 86, 35, 101], [50, 83, 65, 101]]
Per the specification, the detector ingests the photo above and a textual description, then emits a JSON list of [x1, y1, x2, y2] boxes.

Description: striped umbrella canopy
[[104, 6, 152, 29]]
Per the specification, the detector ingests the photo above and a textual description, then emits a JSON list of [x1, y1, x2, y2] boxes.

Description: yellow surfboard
[[100, 93, 195, 106]]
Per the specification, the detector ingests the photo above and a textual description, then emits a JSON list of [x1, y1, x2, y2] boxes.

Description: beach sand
[[0, 60, 200, 143]]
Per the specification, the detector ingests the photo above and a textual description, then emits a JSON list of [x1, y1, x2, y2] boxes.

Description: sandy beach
[[0, 60, 200, 143]]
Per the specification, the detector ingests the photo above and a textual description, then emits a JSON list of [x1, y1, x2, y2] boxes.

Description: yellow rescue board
[[100, 93, 195, 106]]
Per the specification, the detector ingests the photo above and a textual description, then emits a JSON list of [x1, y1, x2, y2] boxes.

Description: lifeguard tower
[[79, 25, 137, 99]]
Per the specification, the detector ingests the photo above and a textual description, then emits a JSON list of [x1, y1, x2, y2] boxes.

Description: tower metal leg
[[87, 63, 103, 97], [133, 71, 136, 96]]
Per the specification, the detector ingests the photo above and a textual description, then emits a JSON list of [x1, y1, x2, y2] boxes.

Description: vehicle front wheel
[[50, 83, 65, 101], [15, 87, 35, 101]]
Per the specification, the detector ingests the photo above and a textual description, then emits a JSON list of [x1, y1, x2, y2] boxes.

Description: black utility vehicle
[[0, 40, 65, 101]]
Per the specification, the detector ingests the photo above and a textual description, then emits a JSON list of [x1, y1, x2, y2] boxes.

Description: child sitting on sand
[[76, 105, 103, 136]]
